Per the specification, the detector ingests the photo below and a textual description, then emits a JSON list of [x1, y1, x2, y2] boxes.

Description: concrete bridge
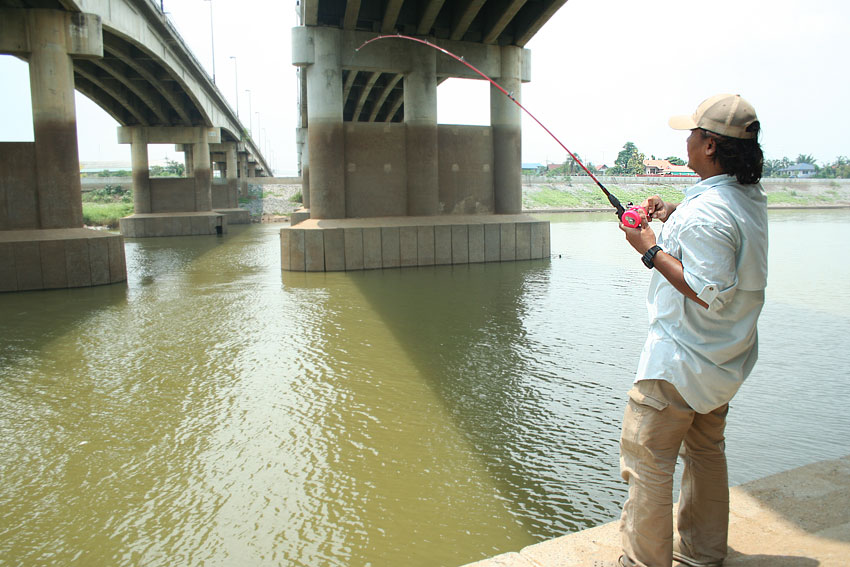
[[283, 0, 567, 272], [0, 0, 268, 292]]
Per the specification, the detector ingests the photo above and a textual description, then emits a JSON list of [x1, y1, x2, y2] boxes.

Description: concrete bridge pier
[[305, 27, 345, 220], [118, 126, 226, 237], [238, 151, 249, 199], [0, 8, 126, 292], [296, 127, 310, 209], [492, 46, 523, 214], [183, 145, 194, 177], [210, 142, 249, 225], [405, 47, 439, 216], [283, 24, 549, 272]]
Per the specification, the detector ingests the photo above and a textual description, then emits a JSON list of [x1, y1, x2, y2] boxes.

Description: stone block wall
[[0, 229, 126, 292], [328, 124, 498, 219], [149, 178, 195, 213], [281, 215, 549, 272], [119, 212, 226, 238]]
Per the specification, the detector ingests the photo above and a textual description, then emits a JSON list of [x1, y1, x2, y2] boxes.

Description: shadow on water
[[0, 225, 275, 565], [286, 257, 628, 545], [0, 280, 130, 366]]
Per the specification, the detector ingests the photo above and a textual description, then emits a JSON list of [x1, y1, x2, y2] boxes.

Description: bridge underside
[[0, 1, 266, 290], [285, 0, 565, 271]]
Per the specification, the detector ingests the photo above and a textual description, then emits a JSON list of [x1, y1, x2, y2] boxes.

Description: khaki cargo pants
[[619, 379, 730, 567]]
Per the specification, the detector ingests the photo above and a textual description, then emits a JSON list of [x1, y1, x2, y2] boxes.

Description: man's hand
[[619, 219, 657, 255], [642, 195, 676, 222]]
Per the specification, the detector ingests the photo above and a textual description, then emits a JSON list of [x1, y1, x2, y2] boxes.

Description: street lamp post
[[245, 89, 253, 136], [204, 0, 215, 84], [255, 112, 261, 146], [229, 56, 239, 118]]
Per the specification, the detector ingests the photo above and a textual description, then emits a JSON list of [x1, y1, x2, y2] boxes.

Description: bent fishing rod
[[357, 34, 644, 228]]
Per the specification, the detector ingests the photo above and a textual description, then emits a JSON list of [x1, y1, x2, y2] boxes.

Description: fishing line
[[356, 34, 643, 226]]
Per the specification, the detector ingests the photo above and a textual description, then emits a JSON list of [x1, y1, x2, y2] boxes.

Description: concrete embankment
[[461, 455, 850, 567]]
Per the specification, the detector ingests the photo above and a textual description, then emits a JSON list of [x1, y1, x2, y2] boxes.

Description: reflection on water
[[1, 210, 848, 566]]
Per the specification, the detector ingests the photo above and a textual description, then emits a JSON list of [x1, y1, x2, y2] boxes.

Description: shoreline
[[461, 454, 850, 567]]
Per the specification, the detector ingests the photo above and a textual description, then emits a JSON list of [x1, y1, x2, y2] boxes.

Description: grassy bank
[[82, 185, 133, 228], [523, 180, 850, 210], [82, 202, 134, 228], [523, 183, 688, 210]]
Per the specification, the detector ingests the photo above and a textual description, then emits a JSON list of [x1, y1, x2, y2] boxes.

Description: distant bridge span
[[3, 0, 269, 173], [1, 0, 268, 292]]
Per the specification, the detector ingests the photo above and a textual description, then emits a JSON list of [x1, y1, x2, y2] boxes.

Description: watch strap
[[641, 245, 662, 269]]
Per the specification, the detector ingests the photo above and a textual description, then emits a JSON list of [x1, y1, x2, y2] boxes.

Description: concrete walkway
[[463, 455, 850, 567]]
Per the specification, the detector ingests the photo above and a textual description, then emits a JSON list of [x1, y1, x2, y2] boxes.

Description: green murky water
[[1, 210, 848, 566]]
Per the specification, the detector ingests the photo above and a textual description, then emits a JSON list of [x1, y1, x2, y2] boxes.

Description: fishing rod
[[356, 34, 645, 228]]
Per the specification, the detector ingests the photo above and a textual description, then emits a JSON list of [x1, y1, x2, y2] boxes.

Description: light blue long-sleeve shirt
[[634, 174, 769, 413]]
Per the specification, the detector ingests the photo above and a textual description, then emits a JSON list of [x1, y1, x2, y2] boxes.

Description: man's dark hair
[[700, 123, 764, 184]]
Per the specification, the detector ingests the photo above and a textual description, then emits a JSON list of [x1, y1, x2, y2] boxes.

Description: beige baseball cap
[[669, 93, 759, 139]]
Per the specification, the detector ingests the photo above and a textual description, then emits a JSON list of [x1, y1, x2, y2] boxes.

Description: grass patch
[[82, 202, 134, 228], [766, 190, 837, 205], [523, 183, 686, 210]]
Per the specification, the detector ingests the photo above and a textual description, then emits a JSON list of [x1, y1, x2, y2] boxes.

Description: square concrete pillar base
[[290, 208, 310, 226], [214, 208, 251, 225], [119, 212, 227, 237], [280, 214, 550, 272], [0, 228, 127, 292]]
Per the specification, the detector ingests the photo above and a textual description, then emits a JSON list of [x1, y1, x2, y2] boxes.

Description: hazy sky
[[1, 0, 848, 174]]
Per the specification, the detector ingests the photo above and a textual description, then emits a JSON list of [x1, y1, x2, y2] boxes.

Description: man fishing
[[616, 94, 769, 567]]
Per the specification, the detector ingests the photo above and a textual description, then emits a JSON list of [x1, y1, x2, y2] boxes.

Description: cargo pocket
[[627, 380, 669, 412], [622, 380, 671, 447]]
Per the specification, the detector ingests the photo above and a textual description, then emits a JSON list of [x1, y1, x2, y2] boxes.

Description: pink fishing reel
[[621, 205, 646, 228]]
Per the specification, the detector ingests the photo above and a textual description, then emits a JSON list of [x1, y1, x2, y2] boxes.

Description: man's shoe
[[672, 549, 724, 567]]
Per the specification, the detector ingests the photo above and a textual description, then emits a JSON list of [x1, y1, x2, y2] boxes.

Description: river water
[[1, 209, 848, 566]]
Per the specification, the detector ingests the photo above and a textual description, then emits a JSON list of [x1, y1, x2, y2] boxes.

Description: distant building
[[522, 162, 544, 174], [642, 158, 698, 177], [780, 163, 816, 178]]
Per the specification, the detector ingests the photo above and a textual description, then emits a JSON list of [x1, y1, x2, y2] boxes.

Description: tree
[[815, 156, 850, 179], [763, 157, 792, 177], [615, 142, 638, 171], [666, 156, 686, 166], [611, 142, 646, 175], [627, 150, 647, 175], [795, 154, 817, 166], [150, 159, 185, 178]]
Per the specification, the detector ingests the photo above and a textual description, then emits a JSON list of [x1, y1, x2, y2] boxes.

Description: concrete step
[[463, 455, 850, 567]]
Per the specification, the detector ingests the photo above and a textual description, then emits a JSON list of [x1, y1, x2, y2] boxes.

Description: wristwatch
[[641, 245, 663, 269]]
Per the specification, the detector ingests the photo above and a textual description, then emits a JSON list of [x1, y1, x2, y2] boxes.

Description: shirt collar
[[682, 174, 737, 202]]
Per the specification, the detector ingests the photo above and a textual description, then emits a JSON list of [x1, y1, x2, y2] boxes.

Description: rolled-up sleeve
[[678, 222, 739, 311]]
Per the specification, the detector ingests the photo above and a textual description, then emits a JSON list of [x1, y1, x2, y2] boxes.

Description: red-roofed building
[[643, 159, 698, 177]]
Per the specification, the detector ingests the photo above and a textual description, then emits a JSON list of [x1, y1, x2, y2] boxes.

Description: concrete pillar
[[491, 46, 523, 214], [184, 145, 194, 177], [130, 128, 151, 213], [405, 46, 439, 216], [193, 130, 212, 211], [306, 27, 345, 219], [296, 127, 310, 208], [248, 162, 256, 178], [225, 143, 238, 206], [238, 152, 249, 198], [28, 10, 84, 228]]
